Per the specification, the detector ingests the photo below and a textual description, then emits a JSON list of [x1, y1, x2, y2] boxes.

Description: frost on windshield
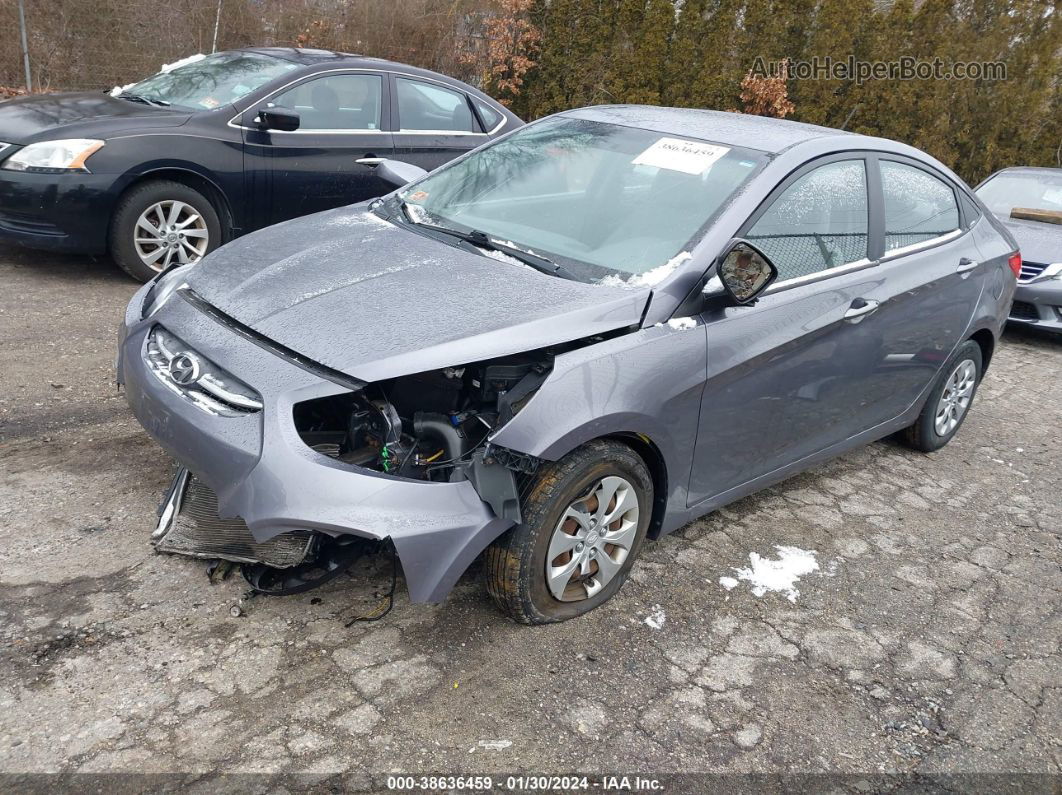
[[110, 54, 206, 96], [596, 251, 692, 289]]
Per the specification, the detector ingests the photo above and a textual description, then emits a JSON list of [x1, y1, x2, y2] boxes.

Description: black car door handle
[[956, 257, 979, 276], [843, 298, 880, 323]]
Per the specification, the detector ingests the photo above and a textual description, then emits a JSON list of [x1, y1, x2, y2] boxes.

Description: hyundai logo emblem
[[168, 352, 202, 386]]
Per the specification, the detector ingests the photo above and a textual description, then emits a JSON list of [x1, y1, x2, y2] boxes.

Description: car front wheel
[[485, 440, 652, 624], [110, 180, 221, 282]]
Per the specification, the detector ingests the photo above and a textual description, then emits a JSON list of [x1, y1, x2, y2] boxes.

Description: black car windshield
[[123, 51, 298, 111], [398, 117, 766, 285], [976, 170, 1062, 219]]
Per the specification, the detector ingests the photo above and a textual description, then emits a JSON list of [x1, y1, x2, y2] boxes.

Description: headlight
[[2, 139, 104, 173], [143, 264, 191, 318]]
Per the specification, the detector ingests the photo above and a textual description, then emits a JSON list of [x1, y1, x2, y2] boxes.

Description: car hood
[[0, 92, 191, 145], [999, 216, 1061, 265], [185, 206, 651, 382]]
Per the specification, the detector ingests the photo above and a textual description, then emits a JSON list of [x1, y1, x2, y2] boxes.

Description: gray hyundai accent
[[117, 106, 1018, 623]]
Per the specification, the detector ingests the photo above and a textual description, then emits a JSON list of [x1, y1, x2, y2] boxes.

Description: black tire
[[485, 440, 653, 624], [109, 180, 222, 282], [899, 340, 983, 452]]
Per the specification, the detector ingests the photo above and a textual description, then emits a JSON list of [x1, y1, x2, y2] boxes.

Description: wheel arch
[[968, 327, 996, 374], [114, 167, 236, 243], [601, 432, 670, 540]]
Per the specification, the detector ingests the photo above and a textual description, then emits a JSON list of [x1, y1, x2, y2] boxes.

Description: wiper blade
[[118, 93, 170, 107], [399, 202, 578, 280]]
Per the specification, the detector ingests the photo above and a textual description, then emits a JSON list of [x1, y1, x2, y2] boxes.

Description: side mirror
[[374, 158, 429, 188], [257, 107, 300, 132], [713, 240, 778, 305]]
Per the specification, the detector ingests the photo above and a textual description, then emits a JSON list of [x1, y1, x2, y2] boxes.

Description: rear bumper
[[1009, 280, 1062, 334], [0, 167, 116, 253], [118, 286, 512, 603]]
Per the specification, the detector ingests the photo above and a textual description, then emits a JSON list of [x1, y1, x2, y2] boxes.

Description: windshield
[[398, 117, 767, 284], [976, 170, 1062, 219], [125, 51, 298, 111]]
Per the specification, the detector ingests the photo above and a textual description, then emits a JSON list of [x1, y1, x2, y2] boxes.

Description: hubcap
[[934, 358, 976, 436], [134, 200, 209, 272], [545, 475, 640, 602]]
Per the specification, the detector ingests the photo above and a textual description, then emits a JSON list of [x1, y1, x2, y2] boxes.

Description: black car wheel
[[110, 180, 222, 282], [485, 440, 652, 624], [899, 339, 983, 452]]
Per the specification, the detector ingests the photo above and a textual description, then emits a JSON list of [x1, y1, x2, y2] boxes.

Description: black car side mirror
[[707, 240, 778, 306], [374, 159, 429, 188], [257, 108, 300, 132]]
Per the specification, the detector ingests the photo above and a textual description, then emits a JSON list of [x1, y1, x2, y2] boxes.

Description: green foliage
[[517, 0, 1061, 183]]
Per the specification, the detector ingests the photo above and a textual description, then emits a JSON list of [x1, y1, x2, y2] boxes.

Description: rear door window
[[746, 160, 869, 282], [396, 78, 476, 132], [880, 161, 960, 252]]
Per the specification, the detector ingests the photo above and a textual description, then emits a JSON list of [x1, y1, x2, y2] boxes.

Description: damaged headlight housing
[[143, 264, 192, 318], [146, 326, 262, 415]]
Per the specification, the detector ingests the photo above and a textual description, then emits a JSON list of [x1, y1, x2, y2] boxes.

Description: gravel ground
[[0, 247, 1059, 789]]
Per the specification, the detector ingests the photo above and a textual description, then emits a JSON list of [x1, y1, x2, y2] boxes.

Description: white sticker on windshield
[[1042, 187, 1062, 205], [632, 138, 730, 175]]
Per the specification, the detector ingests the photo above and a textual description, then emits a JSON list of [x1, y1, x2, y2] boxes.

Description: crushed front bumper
[[118, 286, 512, 603]]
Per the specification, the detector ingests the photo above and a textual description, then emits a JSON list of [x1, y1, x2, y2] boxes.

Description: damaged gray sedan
[[117, 106, 1016, 622]]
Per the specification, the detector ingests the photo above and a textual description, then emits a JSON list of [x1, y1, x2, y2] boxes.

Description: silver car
[[975, 167, 1062, 333], [117, 106, 1018, 623]]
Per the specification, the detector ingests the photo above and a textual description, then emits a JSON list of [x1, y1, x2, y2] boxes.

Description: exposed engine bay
[[293, 351, 553, 486]]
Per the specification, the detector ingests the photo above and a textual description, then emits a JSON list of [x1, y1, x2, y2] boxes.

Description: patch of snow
[[109, 82, 137, 97], [596, 251, 692, 289], [160, 53, 206, 73], [718, 576, 739, 590], [667, 317, 697, 330], [726, 546, 819, 602], [403, 203, 432, 225], [480, 248, 532, 269], [643, 605, 667, 629]]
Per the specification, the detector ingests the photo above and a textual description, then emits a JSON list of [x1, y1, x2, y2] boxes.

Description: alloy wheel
[[934, 358, 976, 436], [545, 475, 640, 602], [134, 200, 210, 272]]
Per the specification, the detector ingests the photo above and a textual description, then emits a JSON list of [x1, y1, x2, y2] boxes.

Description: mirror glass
[[718, 242, 776, 304]]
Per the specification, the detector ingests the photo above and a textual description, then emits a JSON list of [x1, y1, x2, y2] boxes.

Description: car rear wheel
[[485, 440, 652, 624], [899, 340, 983, 452], [110, 180, 221, 282]]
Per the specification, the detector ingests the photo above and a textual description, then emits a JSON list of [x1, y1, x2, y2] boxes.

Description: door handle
[[356, 156, 383, 166], [956, 257, 979, 277], [843, 298, 880, 324]]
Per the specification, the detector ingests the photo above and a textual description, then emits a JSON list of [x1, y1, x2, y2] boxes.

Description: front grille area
[[1009, 300, 1041, 321], [154, 473, 315, 568], [145, 325, 263, 416], [1018, 261, 1047, 282]]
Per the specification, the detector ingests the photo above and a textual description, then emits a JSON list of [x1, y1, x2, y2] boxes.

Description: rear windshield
[[126, 51, 298, 111]]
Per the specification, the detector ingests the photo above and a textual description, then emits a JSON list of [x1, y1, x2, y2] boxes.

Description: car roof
[[560, 105, 855, 154], [237, 47, 476, 87]]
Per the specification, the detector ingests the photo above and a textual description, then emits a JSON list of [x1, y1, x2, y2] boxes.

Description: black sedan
[[0, 48, 521, 280]]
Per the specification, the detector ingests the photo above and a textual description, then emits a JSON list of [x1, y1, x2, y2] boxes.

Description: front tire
[[109, 180, 221, 282], [485, 440, 653, 624], [899, 340, 983, 452]]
